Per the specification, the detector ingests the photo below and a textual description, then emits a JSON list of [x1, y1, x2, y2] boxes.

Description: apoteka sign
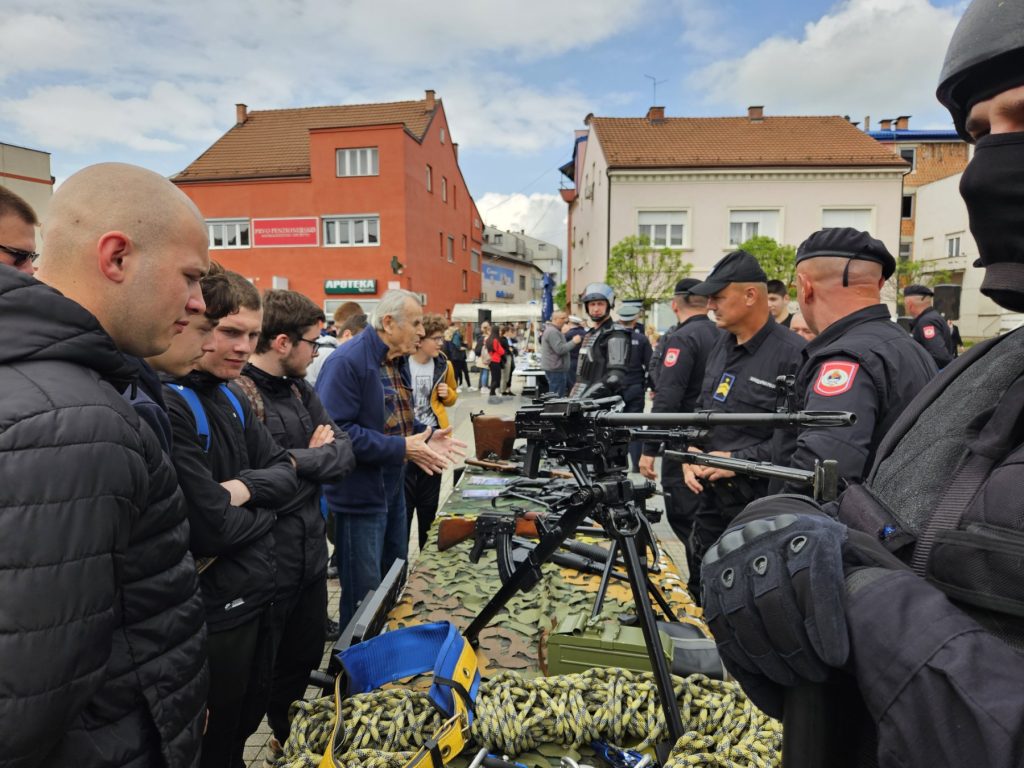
[[325, 279, 377, 295]]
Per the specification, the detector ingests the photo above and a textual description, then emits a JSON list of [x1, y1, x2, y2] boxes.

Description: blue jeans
[[335, 463, 408, 628], [544, 370, 568, 397], [478, 367, 489, 389]]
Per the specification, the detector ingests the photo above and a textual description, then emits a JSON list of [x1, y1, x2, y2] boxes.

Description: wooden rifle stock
[[471, 413, 517, 460], [464, 457, 573, 479], [436, 516, 540, 552]]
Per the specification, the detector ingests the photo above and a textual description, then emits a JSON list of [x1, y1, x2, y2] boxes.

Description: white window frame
[[946, 233, 962, 258], [447, 236, 455, 263], [441, 177, 448, 203], [336, 147, 379, 177], [426, 164, 433, 192], [898, 146, 916, 172], [727, 208, 781, 247], [637, 209, 689, 249], [322, 214, 380, 247], [207, 218, 250, 249]]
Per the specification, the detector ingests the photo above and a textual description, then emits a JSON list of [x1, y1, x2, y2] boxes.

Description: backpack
[[165, 382, 245, 452], [232, 374, 304, 424]]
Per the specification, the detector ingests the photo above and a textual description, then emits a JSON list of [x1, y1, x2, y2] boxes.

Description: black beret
[[796, 227, 896, 279], [903, 284, 935, 297], [689, 251, 768, 295], [674, 277, 702, 295]]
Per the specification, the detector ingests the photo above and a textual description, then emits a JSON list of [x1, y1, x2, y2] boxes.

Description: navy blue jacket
[[317, 329, 423, 517]]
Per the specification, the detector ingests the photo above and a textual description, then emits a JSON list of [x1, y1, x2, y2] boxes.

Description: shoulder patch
[[922, 324, 936, 340], [813, 361, 860, 397], [664, 348, 680, 368]]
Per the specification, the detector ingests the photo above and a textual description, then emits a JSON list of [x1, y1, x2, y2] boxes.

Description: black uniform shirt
[[698, 317, 805, 459], [911, 305, 954, 368], [624, 327, 652, 389], [780, 304, 937, 487]]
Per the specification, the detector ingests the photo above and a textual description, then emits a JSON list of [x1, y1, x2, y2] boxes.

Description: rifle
[[664, 450, 841, 502], [437, 513, 540, 552], [464, 457, 573, 479], [471, 412, 517, 460]]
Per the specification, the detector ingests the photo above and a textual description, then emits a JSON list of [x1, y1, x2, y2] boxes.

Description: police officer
[[682, 250, 805, 594], [570, 282, 632, 399], [904, 284, 954, 368], [639, 278, 720, 550], [615, 303, 652, 471], [777, 228, 937, 488], [699, 3, 1024, 763]]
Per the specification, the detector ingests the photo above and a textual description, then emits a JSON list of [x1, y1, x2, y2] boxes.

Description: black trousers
[[688, 478, 763, 601], [405, 461, 442, 550], [452, 360, 471, 387], [267, 578, 329, 742], [488, 361, 502, 395], [623, 384, 645, 471], [202, 613, 264, 768]]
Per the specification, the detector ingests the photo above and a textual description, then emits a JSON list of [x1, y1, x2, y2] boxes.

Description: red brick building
[[173, 91, 482, 316]]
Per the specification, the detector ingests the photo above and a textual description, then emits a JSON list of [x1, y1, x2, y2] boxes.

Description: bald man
[[778, 228, 937, 488], [0, 163, 210, 767]]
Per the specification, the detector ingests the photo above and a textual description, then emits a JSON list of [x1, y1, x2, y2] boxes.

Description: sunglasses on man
[[0, 244, 40, 267]]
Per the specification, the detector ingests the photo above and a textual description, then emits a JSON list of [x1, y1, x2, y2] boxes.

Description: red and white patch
[[813, 361, 860, 397], [923, 325, 936, 340], [664, 348, 680, 368]]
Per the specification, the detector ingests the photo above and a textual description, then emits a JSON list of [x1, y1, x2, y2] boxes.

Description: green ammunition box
[[545, 612, 674, 676]]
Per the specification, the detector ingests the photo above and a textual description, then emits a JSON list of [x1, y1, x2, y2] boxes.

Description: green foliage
[[554, 281, 567, 311], [738, 236, 797, 289], [605, 235, 692, 311]]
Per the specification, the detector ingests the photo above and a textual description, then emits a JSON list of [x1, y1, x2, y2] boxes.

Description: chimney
[[646, 105, 665, 123], [864, 115, 871, 132], [583, 112, 595, 126], [235, 103, 248, 125], [879, 118, 893, 130], [425, 89, 436, 111], [748, 105, 764, 122], [895, 115, 910, 130]]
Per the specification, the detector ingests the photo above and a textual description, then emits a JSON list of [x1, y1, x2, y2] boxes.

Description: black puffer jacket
[[0, 267, 207, 768], [235, 364, 355, 597], [165, 370, 298, 631]]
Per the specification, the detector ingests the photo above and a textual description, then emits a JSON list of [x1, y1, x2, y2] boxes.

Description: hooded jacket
[[0, 267, 208, 768]]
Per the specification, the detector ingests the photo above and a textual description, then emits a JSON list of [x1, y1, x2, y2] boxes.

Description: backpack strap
[[233, 376, 265, 423], [166, 383, 211, 452], [219, 383, 247, 428]]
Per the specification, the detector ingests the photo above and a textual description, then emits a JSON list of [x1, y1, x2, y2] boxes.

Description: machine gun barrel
[[664, 450, 840, 501], [597, 410, 856, 428]]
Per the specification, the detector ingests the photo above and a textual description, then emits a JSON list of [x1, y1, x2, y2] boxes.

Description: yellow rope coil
[[277, 668, 782, 768]]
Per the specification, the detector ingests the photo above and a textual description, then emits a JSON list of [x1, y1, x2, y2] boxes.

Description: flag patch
[[813, 361, 859, 397], [664, 348, 680, 367], [923, 325, 936, 340]]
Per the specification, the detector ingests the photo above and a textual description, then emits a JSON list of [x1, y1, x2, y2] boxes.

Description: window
[[453, 184, 457, 209], [470, 250, 480, 272], [440, 127, 446, 144], [426, 164, 433, 192], [461, 235, 467, 250], [493, 232, 502, 245], [946, 234, 962, 258], [323, 215, 380, 246], [822, 208, 873, 231], [447, 236, 455, 262], [462, 270, 468, 291], [899, 147, 916, 171], [519, 275, 526, 290], [899, 242, 912, 261], [207, 219, 250, 249], [638, 210, 687, 248], [441, 177, 448, 203], [728, 209, 780, 246], [901, 195, 914, 219], [336, 147, 379, 177]]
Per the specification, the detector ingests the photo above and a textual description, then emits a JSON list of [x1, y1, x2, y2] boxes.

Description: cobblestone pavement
[[244, 379, 686, 766]]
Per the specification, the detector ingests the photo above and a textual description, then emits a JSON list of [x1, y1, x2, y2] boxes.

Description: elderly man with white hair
[[317, 289, 464, 628]]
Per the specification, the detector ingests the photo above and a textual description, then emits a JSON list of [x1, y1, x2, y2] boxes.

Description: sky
[[1, 0, 967, 249]]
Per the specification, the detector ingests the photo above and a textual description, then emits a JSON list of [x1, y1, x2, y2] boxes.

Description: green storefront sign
[[324, 279, 377, 295]]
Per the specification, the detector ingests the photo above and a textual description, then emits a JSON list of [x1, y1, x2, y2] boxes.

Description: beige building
[[0, 143, 53, 219], [912, 171, 1020, 339], [480, 245, 544, 304], [559, 107, 908, 320]]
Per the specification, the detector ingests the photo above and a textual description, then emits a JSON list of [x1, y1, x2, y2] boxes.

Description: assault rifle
[[664, 450, 841, 502]]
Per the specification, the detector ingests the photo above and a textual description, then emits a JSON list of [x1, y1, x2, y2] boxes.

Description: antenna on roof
[[644, 74, 667, 106]]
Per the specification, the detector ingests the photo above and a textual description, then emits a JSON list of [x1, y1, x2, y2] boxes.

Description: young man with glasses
[[404, 313, 459, 548], [235, 289, 355, 758], [0, 187, 39, 275]]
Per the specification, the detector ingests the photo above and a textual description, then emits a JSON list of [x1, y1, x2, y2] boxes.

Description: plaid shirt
[[381, 357, 416, 437]]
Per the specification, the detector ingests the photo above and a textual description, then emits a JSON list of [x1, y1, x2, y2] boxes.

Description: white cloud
[[477, 192, 567, 251], [691, 0, 961, 127]]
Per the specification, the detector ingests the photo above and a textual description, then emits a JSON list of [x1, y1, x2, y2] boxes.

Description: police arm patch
[[813, 361, 860, 397], [923, 325, 936, 340], [664, 348, 680, 367]]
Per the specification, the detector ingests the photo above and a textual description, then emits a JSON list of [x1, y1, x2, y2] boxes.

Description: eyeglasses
[[426, 336, 445, 343], [297, 336, 321, 355], [0, 244, 40, 267]]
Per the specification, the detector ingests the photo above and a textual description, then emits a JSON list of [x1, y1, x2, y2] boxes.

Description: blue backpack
[[165, 383, 245, 452]]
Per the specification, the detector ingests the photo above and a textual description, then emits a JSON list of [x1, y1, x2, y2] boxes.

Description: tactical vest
[[570, 321, 631, 400]]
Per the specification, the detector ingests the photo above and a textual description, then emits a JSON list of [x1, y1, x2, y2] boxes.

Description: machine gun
[[664, 450, 841, 502]]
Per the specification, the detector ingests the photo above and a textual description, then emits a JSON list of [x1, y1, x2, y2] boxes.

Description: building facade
[[483, 225, 564, 283], [560, 107, 908, 316], [173, 91, 482, 317], [0, 143, 53, 220], [480, 244, 544, 304]]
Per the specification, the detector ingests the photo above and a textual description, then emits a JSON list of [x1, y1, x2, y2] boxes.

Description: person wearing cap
[[639, 277, 720, 553], [616, 303, 653, 471], [681, 250, 806, 596], [772, 228, 937, 490], [904, 283, 954, 367], [698, 3, 1024, 763], [569, 282, 632, 399]]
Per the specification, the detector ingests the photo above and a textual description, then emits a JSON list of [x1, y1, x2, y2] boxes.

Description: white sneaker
[[456, 387, 463, 393]]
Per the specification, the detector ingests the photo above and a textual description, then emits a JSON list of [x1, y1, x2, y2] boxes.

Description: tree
[[738, 236, 797, 289], [554, 281, 567, 311], [605, 235, 691, 311]]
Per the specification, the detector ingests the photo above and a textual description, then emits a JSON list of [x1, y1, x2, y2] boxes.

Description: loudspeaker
[[933, 284, 962, 321], [477, 309, 492, 324]]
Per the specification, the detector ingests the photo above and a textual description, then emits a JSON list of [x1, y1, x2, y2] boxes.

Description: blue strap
[[337, 622, 480, 723], [220, 383, 246, 428], [166, 383, 210, 452]]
